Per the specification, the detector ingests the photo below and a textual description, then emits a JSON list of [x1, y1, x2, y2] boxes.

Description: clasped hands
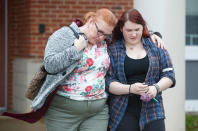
[[130, 83, 157, 99]]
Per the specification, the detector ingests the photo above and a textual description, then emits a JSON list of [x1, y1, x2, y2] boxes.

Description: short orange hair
[[83, 8, 117, 27]]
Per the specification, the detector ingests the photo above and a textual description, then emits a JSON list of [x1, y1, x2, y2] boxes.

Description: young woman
[[106, 8, 176, 131]]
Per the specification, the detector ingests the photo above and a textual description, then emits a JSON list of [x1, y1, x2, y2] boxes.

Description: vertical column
[[134, 0, 185, 131], [0, 0, 5, 109]]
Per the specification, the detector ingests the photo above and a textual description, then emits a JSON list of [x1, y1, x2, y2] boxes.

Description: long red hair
[[83, 8, 117, 27], [112, 8, 150, 43]]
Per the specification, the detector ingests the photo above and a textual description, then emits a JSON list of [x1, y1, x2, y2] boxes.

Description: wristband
[[79, 33, 88, 45], [149, 31, 162, 39], [153, 32, 162, 39], [153, 84, 161, 94], [129, 84, 132, 94]]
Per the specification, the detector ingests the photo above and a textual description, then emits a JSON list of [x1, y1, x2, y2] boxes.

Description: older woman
[[37, 8, 117, 131]]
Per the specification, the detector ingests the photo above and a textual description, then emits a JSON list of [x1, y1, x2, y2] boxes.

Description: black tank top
[[124, 55, 149, 115]]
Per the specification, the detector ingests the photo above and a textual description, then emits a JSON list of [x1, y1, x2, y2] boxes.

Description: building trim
[[186, 100, 198, 112], [185, 46, 198, 60]]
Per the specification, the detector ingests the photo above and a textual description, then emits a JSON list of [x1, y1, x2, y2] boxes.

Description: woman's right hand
[[74, 35, 88, 51], [130, 83, 149, 95]]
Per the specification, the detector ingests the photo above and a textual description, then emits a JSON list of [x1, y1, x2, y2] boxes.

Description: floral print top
[[57, 41, 110, 100]]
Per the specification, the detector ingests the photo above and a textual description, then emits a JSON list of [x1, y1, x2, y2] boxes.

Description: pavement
[[0, 115, 46, 131]]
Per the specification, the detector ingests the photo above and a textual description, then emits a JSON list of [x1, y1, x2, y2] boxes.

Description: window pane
[[193, 37, 198, 45], [186, 36, 190, 45], [186, 61, 198, 99], [186, 16, 198, 34], [186, 0, 198, 46]]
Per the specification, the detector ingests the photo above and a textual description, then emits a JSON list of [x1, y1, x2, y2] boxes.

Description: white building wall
[[13, 58, 43, 113], [134, 0, 185, 131]]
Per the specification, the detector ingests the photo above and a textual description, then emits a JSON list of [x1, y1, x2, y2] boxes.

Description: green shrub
[[186, 114, 198, 131]]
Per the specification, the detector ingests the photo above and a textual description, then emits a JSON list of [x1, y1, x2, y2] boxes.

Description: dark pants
[[116, 112, 165, 131]]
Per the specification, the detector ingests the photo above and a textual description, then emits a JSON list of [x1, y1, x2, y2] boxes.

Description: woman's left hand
[[151, 34, 165, 49], [146, 86, 157, 98]]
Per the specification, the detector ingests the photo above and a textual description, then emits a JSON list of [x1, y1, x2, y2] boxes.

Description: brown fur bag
[[25, 25, 80, 101], [25, 64, 47, 100]]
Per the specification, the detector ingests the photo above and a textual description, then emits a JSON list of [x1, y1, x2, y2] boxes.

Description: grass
[[186, 114, 198, 131]]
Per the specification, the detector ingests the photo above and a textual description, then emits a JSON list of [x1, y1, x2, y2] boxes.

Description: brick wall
[[8, 0, 133, 110]]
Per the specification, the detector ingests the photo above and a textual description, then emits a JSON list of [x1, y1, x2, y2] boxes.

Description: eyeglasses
[[94, 23, 112, 39]]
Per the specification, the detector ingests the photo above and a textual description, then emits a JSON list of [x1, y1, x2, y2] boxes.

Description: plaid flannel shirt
[[105, 37, 176, 131]]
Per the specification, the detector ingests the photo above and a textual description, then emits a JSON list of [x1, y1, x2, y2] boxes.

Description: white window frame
[[185, 45, 198, 112], [185, 46, 198, 112], [186, 100, 198, 112], [185, 0, 198, 112], [185, 46, 198, 61]]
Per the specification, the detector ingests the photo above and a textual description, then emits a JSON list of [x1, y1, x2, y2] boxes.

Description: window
[[185, 0, 198, 60], [186, 16, 198, 45], [185, 0, 198, 112]]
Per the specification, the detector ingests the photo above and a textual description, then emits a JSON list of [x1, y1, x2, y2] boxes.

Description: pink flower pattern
[[58, 41, 109, 100]]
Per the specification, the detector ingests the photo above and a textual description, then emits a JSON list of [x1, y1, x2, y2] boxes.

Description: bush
[[186, 114, 198, 131]]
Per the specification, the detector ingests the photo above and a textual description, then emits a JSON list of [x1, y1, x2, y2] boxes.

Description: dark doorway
[[0, 0, 6, 108]]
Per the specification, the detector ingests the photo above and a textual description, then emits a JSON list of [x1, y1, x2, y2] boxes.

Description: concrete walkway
[[0, 116, 46, 131]]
